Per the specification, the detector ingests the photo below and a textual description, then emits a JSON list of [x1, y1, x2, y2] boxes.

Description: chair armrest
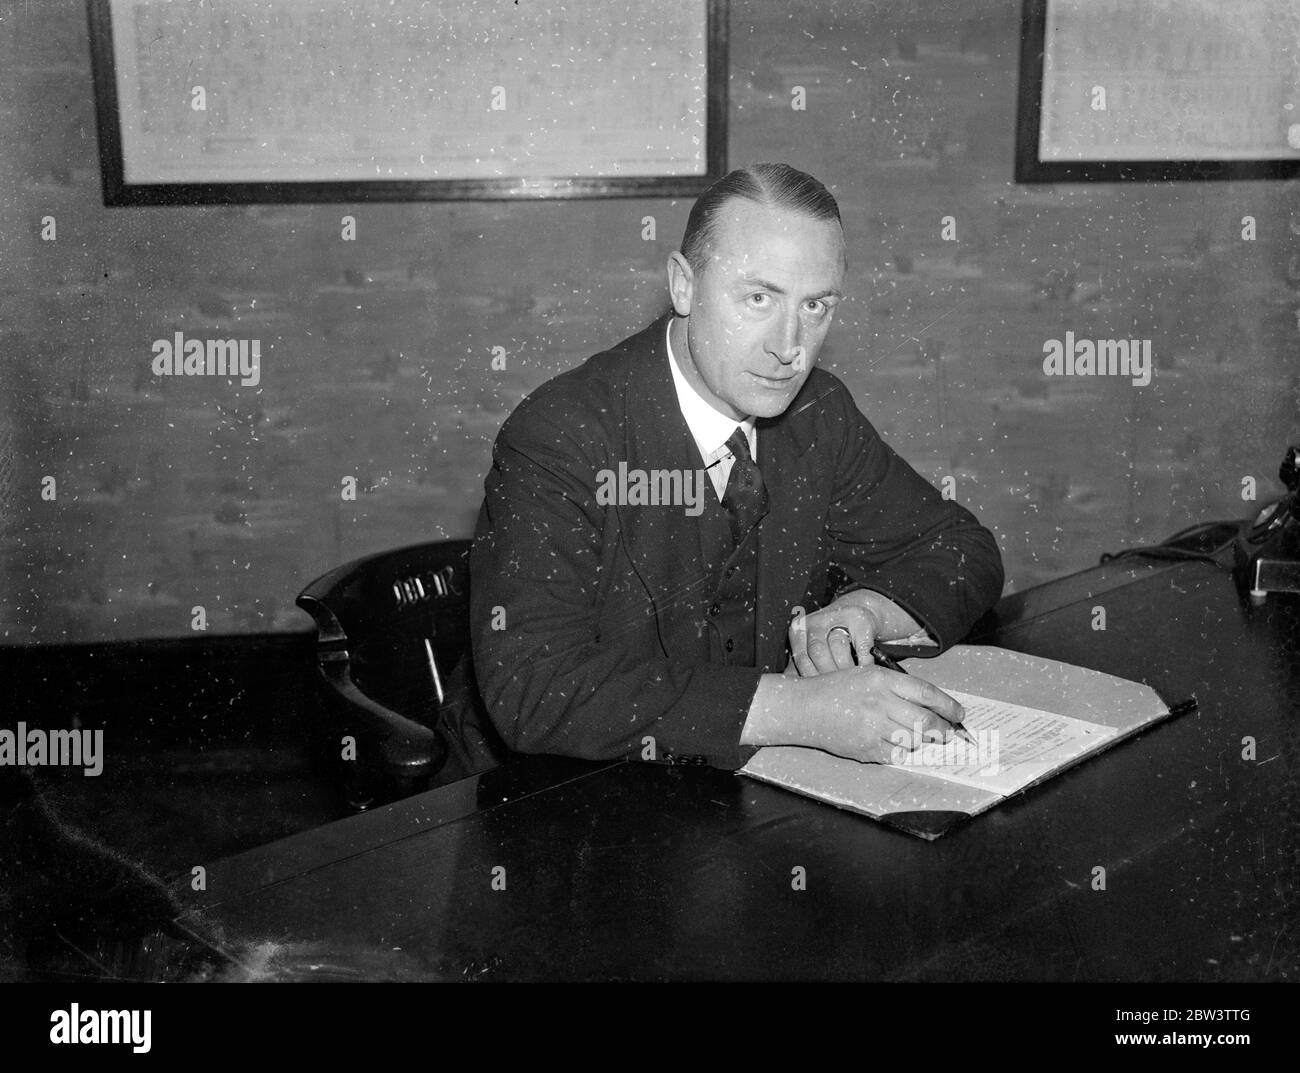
[[316, 656, 446, 783]]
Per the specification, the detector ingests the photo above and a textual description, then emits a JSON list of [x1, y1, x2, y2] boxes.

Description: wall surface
[[2, 0, 1296, 642]]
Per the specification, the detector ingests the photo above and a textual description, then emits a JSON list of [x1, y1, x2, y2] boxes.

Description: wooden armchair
[[297, 540, 500, 810]]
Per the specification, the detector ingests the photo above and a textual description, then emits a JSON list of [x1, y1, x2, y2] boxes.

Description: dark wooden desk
[[181, 559, 1300, 981]]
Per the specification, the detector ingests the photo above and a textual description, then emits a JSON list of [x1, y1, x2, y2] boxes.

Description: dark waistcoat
[[696, 486, 761, 667]]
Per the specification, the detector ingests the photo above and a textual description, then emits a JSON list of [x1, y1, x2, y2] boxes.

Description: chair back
[[298, 540, 472, 722], [296, 540, 477, 806]]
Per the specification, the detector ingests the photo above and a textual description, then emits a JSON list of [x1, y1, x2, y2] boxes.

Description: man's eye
[[747, 293, 770, 307], [805, 299, 831, 315]]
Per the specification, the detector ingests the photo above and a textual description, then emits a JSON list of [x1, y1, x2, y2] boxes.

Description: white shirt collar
[[665, 316, 756, 461]]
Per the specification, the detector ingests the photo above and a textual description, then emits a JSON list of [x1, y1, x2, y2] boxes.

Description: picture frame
[[1015, 0, 1300, 182], [87, 0, 729, 205]]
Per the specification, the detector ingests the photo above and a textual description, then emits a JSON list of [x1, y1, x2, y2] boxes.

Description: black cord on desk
[[1098, 520, 1239, 569]]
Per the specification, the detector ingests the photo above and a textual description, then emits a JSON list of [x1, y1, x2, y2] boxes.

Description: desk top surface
[[181, 561, 1300, 981]]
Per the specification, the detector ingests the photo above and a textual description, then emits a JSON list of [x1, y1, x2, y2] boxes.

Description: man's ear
[[667, 252, 694, 317]]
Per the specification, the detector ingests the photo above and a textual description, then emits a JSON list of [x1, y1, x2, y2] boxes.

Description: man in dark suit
[[469, 163, 1003, 770]]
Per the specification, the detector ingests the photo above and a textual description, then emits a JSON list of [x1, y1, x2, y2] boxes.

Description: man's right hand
[[741, 665, 965, 765]]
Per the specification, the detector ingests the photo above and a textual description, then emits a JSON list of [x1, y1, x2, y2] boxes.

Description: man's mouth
[[750, 372, 796, 387]]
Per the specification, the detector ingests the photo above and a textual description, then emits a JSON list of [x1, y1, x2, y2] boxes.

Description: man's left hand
[[788, 590, 931, 676], [788, 594, 886, 676]]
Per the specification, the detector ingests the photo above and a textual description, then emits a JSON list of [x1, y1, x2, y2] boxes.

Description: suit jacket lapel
[[618, 313, 716, 658], [754, 389, 820, 669]]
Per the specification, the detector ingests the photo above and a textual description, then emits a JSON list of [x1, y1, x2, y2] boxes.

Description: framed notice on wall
[[1016, 0, 1300, 182], [87, 0, 728, 204]]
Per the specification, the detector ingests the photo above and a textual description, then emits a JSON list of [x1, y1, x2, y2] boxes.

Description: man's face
[[669, 198, 846, 421]]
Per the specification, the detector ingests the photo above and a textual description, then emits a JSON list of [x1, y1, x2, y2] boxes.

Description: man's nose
[[767, 311, 804, 366]]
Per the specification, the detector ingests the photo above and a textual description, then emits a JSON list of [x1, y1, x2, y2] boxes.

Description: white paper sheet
[[886, 689, 1120, 797]]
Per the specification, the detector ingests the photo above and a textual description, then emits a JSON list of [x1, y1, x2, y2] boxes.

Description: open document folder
[[739, 644, 1192, 840]]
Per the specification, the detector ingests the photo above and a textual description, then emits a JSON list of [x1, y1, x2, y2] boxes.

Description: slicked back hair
[[678, 162, 843, 278]]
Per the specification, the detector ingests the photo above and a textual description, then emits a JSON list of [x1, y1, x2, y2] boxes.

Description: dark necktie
[[721, 428, 768, 545]]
